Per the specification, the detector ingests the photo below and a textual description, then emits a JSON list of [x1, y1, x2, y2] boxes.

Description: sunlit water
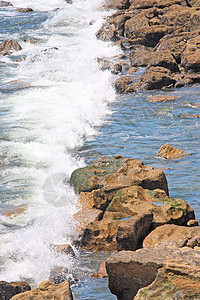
[[0, 0, 200, 299]]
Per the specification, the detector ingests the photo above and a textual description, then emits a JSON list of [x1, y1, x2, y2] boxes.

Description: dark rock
[[0, 281, 31, 300], [115, 76, 134, 93], [130, 45, 153, 67], [147, 50, 179, 72], [132, 66, 176, 90]]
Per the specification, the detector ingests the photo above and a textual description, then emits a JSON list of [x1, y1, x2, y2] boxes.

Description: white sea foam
[[0, 0, 119, 285]]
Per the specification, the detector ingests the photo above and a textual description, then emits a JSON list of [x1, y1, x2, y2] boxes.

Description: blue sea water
[[0, 0, 199, 299]]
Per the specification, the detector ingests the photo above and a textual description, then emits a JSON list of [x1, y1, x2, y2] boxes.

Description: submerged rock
[[16, 8, 33, 13], [106, 247, 200, 300], [0, 281, 31, 300], [147, 95, 178, 102], [11, 281, 73, 300], [0, 1, 13, 6]]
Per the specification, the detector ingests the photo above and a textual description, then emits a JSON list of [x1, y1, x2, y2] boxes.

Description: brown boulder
[[80, 211, 153, 251], [157, 143, 185, 159], [70, 156, 169, 196], [107, 185, 195, 226], [115, 76, 134, 93], [126, 66, 138, 74], [106, 247, 200, 300], [147, 50, 179, 72], [147, 95, 178, 102], [0, 281, 30, 300], [96, 23, 118, 42], [74, 208, 103, 230], [143, 224, 200, 249], [11, 281, 73, 300], [181, 36, 200, 72], [0, 40, 22, 56], [132, 67, 176, 91], [130, 45, 153, 67]]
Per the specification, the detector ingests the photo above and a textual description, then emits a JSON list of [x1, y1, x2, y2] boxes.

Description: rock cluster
[[71, 156, 195, 251], [97, 0, 200, 92], [71, 155, 200, 298]]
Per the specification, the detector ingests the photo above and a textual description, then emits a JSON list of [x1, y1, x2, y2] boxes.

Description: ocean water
[[0, 0, 200, 299], [0, 0, 118, 298]]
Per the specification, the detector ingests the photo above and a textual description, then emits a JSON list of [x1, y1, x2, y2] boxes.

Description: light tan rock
[[157, 144, 185, 159], [11, 281, 73, 300]]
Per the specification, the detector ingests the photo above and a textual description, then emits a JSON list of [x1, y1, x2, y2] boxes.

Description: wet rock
[[51, 244, 75, 257], [103, 0, 130, 10], [157, 143, 185, 159], [106, 185, 194, 226], [74, 208, 103, 230], [114, 76, 134, 93], [106, 247, 200, 300], [23, 39, 36, 44], [187, 219, 199, 226], [132, 67, 176, 91], [143, 224, 200, 249], [16, 8, 33, 13], [96, 23, 119, 42], [11, 281, 73, 300], [97, 58, 122, 74], [147, 95, 178, 102], [64, 0, 73, 4], [126, 66, 138, 74], [0, 281, 31, 300], [80, 212, 153, 251], [147, 50, 179, 72], [0, 1, 13, 6], [130, 45, 153, 67], [92, 261, 108, 278], [0, 40, 22, 56]]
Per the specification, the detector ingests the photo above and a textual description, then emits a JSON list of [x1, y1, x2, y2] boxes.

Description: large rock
[[103, 0, 130, 10], [80, 211, 153, 251], [115, 76, 134, 93], [106, 185, 195, 226], [181, 36, 200, 72], [0, 40, 22, 56], [129, 0, 187, 9], [11, 281, 73, 300], [135, 266, 200, 299], [143, 224, 200, 249], [0, 281, 31, 300], [106, 247, 200, 300], [132, 67, 176, 91], [130, 46, 153, 67], [147, 50, 179, 72], [70, 156, 168, 195]]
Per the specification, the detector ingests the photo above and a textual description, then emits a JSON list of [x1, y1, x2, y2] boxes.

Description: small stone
[[187, 219, 199, 227], [91, 261, 108, 278], [16, 8, 33, 13], [148, 95, 178, 103], [157, 144, 185, 159]]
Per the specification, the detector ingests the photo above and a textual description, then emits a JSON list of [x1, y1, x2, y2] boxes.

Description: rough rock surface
[[97, 0, 200, 92], [106, 247, 200, 300], [0, 1, 13, 6], [147, 95, 178, 102], [0, 40, 22, 56], [71, 156, 194, 250], [143, 224, 200, 249], [157, 143, 185, 159], [16, 8, 33, 13], [0, 281, 31, 300], [11, 281, 73, 300], [92, 261, 108, 278]]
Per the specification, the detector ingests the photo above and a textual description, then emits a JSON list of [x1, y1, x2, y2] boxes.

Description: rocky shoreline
[[0, 0, 200, 299]]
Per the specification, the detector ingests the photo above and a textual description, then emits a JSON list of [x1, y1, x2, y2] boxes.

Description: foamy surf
[[0, 0, 119, 285]]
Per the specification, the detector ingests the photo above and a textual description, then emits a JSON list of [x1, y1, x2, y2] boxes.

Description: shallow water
[[0, 0, 199, 299]]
